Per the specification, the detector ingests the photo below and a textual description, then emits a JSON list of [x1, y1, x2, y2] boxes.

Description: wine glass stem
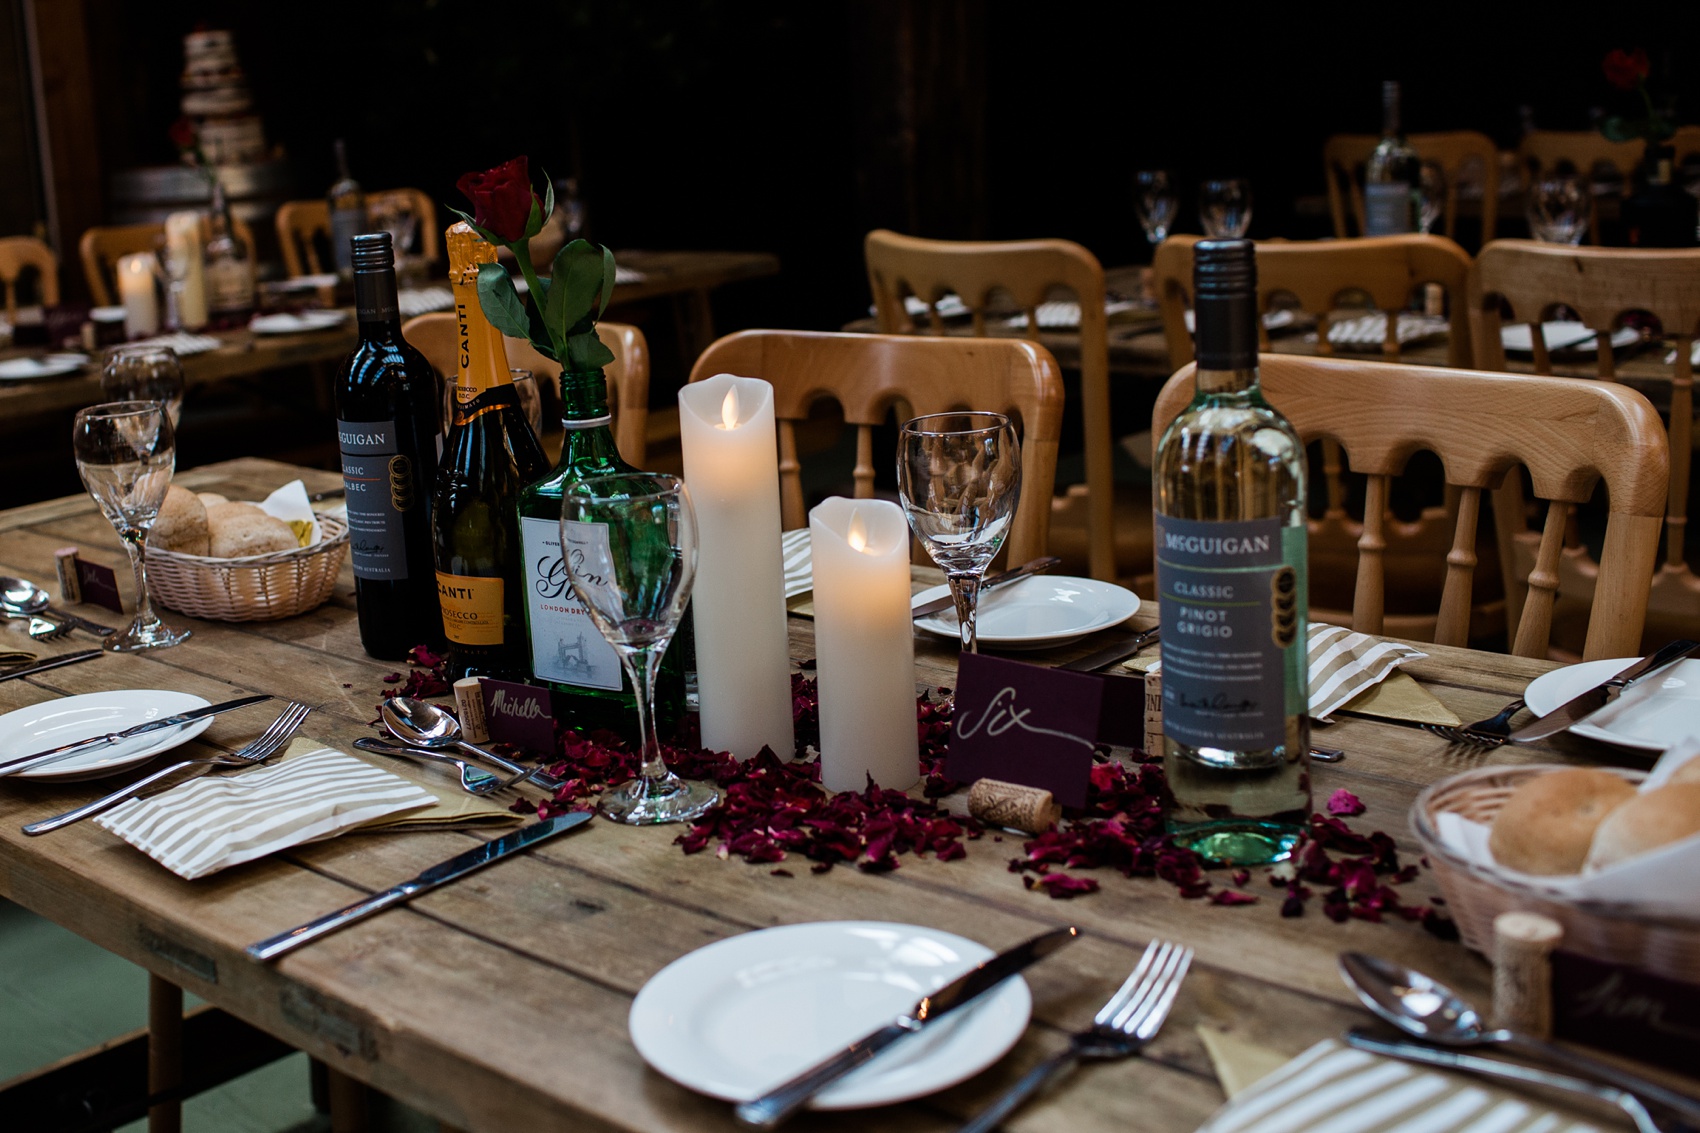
[[622, 645, 668, 782], [948, 571, 981, 654], [120, 526, 160, 630]]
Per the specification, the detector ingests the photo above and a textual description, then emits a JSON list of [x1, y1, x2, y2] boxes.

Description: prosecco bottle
[[432, 223, 549, 681], [334, 232, 444, 659], [1153, 239, 1310, 866]]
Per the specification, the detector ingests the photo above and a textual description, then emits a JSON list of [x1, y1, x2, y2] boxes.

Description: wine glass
[[1199, 177, 1253, 238], [1134, 170, 1179, 248], [562, 473, 721, 825], [1527, 174, 1589, 245], [1416, 161, 1447, 235], [897, 412, 1021, 653], [101, 345, 186, 427], [72, 401, 190, 652]]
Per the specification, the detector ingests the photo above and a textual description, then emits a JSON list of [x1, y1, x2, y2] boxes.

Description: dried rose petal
[[1326, 788, 1366, 816]]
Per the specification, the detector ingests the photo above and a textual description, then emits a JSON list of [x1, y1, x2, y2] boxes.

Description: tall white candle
[[678, 374, 796, 761], [117, 253, 160, 339], [164, 211, 207, 330], [810, 498, 919, 792]]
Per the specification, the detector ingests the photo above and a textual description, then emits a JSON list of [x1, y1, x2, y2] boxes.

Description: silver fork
[[22, 702, 312, 835], [956, 940, 1194, 1133], [1422, 696, 1527, 748]]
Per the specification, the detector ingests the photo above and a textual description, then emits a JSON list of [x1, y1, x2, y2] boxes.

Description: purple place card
[[947, 653, 1101, 808], [75, 558, 124, 614], [479, 678, 554, 755], [1551, 949, 1700, 1075]]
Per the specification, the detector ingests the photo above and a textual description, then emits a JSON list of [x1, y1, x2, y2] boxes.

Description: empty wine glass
[[562, 473, 721, 825], [897, 412, 1021, 653], [101, 345, 186, 426], [72, 401, 190, 652], [1416, 161, 1446, 235], [1199, 177, 1253, 238], [1527, 174, 1589, 244], [1134, 170, 1179, 247]]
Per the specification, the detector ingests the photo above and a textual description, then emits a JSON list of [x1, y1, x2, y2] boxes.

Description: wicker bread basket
[[145, 512, 349, 622], [1412, 763, 1700, 982]]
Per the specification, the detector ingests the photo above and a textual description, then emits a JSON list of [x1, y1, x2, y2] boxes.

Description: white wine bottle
[[1364, 80, 1419, 235], [1153, 239, 1309, 866]]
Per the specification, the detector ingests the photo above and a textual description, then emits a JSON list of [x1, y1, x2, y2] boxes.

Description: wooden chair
[[1153, 354, 1667, 660], [401, 312, 650, 467], [79, 218, 257, 306], [1324, 130, 1500, 244], [1673, 125, 1700, 168], [1516, 131, 1643, 246], [1470, 239, 1700, 654], [0, 235, 58, 320], [863, 229, 1122, 582], [276, 188, 440, 277], [688, 329, 1063, 568]]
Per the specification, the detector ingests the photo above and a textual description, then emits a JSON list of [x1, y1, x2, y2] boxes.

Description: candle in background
[[117, 253, 160, 339], [810, 497, 919, 792], [164, 210, 208, 330], [678, 374, 795, 761]]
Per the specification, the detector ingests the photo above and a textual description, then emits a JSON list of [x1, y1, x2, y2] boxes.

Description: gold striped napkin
[[1197, 1040, 1604, 1133], [1307, 624, 1429, 719], [95, 742, 436, 879], [782, 528, 812, 597]]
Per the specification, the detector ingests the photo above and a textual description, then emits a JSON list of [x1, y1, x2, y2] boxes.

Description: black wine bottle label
[[520, 517, 622, 690], [337, 418, 413, 580]]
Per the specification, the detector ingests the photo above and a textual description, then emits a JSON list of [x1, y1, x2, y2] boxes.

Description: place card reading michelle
[[947, 653, 1110, 808], [479, 678, 553, 754]]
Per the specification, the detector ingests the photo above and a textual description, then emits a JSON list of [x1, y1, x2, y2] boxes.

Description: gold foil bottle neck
[[445, 221, 497, 285]]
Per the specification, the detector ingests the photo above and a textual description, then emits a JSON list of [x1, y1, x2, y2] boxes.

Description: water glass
[[1527, 174, 1589, 245], [1416, 162, 1446, 235], [1134, 170, 1179, 247], [562, 473, 721, 825], [1199, 178, 1253, 238], [897, 412, 1021, 653], [72, 401, 190, 652], [102, 345, 186, 426]]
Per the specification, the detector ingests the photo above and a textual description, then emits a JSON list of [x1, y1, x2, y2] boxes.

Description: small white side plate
[[250, 310, 347, 335], [0, 690, 214, 781], [1522, 657, 1700, 752], [0, 354, 89, 380], [629, 921, 1031, 1110], [913, 575, 1140, 649]]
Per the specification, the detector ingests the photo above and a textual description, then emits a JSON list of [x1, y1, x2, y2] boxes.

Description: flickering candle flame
[[719, 386, 740, 430], [847, 509, 870, 554]]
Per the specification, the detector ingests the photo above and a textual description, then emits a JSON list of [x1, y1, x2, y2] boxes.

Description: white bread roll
[[1666, 758, 1700, 787], [196, 492, 229, 508], [1585, 783, 1700, 870], [1488, 768, 1636, 875], [207, 502, 298, 558], [148, 485, 210, 555]]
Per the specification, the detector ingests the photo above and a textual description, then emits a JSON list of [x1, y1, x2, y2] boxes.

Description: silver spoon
[[352, 737, 521, 795], [1339, 952, 1700, 1127], [0, 576, 116, 637], [380, 697, 564, 791]]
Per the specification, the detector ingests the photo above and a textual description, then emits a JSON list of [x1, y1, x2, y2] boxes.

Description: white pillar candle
[[809, 497, 919, 792], [678, 374, 796, 761], [164, 211, 207, 330], [117, 253, 160, 339]]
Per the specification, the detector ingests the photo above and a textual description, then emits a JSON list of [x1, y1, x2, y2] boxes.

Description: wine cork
[[967, 778, 1060, 834], [453, 677, 490, 744], [1143, 661, 1164, 758], [1491, 911, 1563, 1037], [54, 548, 82, 605]]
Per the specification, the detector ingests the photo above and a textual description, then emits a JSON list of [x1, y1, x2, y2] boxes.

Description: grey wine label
[[521, 517, 622, 691], [337, 419, 410, 580], [1154, 514, 1305, 752]]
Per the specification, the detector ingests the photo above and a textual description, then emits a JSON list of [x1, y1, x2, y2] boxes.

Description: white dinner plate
[[0, 353, 89, 381], [1522, 657, 1700, 752], [628, 921, 1031, 1110], [913, 575, 1140, 649], [250, 310, 347, 335], [1500, 322, 1641, 356], [0, 690, 214, 781]]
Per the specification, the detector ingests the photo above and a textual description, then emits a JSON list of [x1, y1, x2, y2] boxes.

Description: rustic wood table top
[[0, 457, 1680, 1132]]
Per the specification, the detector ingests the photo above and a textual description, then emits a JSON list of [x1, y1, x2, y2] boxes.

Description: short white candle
[[117, 253, 160, 339], [810, 498, 919, 792], [678, 374, 796, 761]]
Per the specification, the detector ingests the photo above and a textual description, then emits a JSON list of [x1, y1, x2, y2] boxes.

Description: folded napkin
[[1005, 298, 1139, 330], [1197, 1039, 1604, 1133], [127, 331, 221, 357], [782, 528, 812, 597], [1318, 312, 1449, 350], [397, 286, 454, 318]]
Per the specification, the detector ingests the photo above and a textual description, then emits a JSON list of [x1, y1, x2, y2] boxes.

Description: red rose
[[456, 157, 535, 244], [1603, 47, 1650, 91], [168, 117, 198, 152]]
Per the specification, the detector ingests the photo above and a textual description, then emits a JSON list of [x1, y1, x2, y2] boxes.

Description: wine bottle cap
[[1193, 239, 1258, 371], [350, 232, 394, 273], [445, 221, 497, 284]]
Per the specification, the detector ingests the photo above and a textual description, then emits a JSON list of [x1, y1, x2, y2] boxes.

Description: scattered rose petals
[[1327, 788, 1366, 816]]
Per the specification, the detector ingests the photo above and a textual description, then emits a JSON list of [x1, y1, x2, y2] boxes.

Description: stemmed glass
[[562, 473, 722, 825], [1134, 170, 1179, 248], [897, 412, 1021, 653], [72, 401, 190, 652], [1527, 174, 1590, 244], [1416, 161, 1447, 235], [101, 345, 186, 427], [1199, 177, 1253, 238]]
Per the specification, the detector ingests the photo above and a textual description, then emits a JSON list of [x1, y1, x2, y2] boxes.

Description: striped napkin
[[95, 741, 435, 879], [397, 286, 454, 318], [1005, 298, 1139, 330], [1196, 1040, 1603, 1133], [781, 528, 813, 597], [1307, 624, 1428, 719], [127, 331, 221, 357], [1318, 312, 1450, 350]]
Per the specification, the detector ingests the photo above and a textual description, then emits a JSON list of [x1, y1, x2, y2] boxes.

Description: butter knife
[[0, 693, 273, 777], [911, 556, 1063, 620], [1060, 626, 1161, 672], [1508, 638, 1700, 743], [734, 925, 1079, 1128], [0, 649, 101, 686]]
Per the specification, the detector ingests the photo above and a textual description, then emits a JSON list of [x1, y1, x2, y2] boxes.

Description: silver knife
[[1060, 626, 1161, 672], [734, 925, 1080, 1128], [0, 693, 273, 778], [911, 556, 1063, 620], [0, 649, 102, 685], [246, 811, 594, 962], [1509, 638, 1700, 742]]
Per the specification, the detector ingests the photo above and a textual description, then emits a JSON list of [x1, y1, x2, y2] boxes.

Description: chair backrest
[[1674, 125, 1700, 168], [1323, 130, 1500, 243], [277, 188, 441, 277], [400, 312, 650, 468], [0, 236, 59, 320], [79, 217, 258, 307], [1152, 354, 1668, 660], [862, 228, 1114, 579], [1516, 131, 1643, 246], [687, 329, 1063, 567]]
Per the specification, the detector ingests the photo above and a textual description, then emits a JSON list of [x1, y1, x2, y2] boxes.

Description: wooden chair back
[[401, 313, 650, 467], [0, 236, 59, 320], [277, 188, 441, 277], [1673, 125, 1700, 168], [1323, 130, 1500, 243], [1153, 354, 1668, 660], [863, 228, 1117, 580], [1516, 131, 1643, 246], [688, 328, 1063, 568], [79, 217, 258, 307]]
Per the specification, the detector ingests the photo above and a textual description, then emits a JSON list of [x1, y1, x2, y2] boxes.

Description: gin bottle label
[[337, 418, 410, 580], [521, 516, 622, 691]]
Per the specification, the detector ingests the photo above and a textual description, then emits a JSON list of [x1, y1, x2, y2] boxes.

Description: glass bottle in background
[[1153, 239, 1310, 866], [335, 232, 444, 660], [203, 178, 255, 326], [327, 139, 368, 279], [1625, 143, 1700, 248], [1364, 80, 1420, 235], [432, 223, 549, 681]]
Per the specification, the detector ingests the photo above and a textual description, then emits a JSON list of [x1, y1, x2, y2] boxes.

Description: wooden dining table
[[0, 457, 1687, 1132]]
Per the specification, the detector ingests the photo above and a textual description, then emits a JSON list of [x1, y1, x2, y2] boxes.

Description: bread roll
[[1586, 783, 1700, 870], [196, 492, 229, 508], [205, 500, 262, 525], [207, 505, 298, 558], [149, 485, 210, 555], [1666, 758, 1700, 787], [1488, 769, 1636, 875]]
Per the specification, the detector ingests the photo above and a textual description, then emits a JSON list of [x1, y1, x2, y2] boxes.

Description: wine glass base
[[599, 773, 722, 826], [104, 621, 191, 653]]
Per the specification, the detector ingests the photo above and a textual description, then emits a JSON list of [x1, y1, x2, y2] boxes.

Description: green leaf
[[596, 245, 617, 318], [564, 329, 615, 371], [522, 194, 545, 241], [476, 263, 533, 341], [1601, 116, 1635, 143], [540, 171, 555, 229], [545, 239, 605, 344]]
